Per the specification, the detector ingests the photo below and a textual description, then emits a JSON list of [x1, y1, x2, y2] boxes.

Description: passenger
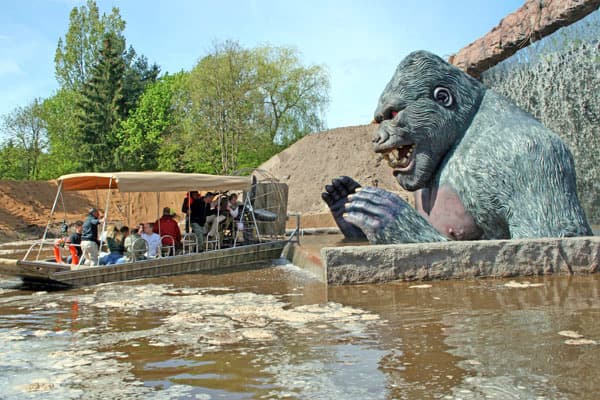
[[99, 225, 125, 265], [116, 224, 145, 263], [207, 196, 228, 238], [181, 191, 197, 233], [65, 220, 83, 264], [141, 223, 161, 258], [154, 207, 182, 255], [81, 208, 104, 266], [189, 191, 213, 250], [228, 193, 245, 243], [120, 226, 130, 241]]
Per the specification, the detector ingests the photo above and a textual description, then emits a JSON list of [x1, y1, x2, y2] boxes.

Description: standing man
[[190, 191, 214, 251], [81, 208, 103, 266]]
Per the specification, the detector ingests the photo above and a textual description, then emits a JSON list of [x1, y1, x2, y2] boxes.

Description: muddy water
[[2, 252, 600, 398]]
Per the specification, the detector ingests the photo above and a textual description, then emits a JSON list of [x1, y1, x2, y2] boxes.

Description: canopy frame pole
[[36, 180, 63, 261], [98, 177, 113, 254], [187, 192, 191, 234], [127, 192, 131, 228], [157, 192, 161, 237]]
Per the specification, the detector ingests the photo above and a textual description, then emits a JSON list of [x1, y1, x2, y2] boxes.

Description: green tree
[[0, 99, 47, 179], [54, 0, 126, 90], [40, 89, 84, 178], [256, 46, 329, 146], [77, 32, 126, 171], [179, 41, 330, 174], [122, 48, 161, 117], [119, 73, 185, 170], [0, 140, 28, 180]]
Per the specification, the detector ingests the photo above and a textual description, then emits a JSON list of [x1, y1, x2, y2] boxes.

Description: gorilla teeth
[[383, 144, 415, 169]]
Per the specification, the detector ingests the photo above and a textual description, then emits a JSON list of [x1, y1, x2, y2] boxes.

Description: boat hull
[[5, 241, 287, 287]]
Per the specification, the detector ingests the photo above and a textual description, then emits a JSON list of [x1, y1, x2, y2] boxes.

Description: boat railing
[[287, 213, 301, 244], [159, 235, 176, 257], [129, 237, 148, 262], [182, 233, 199, 254]]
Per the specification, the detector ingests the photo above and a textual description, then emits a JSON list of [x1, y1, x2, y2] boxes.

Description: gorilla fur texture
[[322, 51, 592, 244]]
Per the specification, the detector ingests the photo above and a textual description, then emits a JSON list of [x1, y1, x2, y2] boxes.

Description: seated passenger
[[154, 207, 182, 254], [206, 195, 227, 238], [141, 223, 161, 258], [66, 220, 84, 264], [99, 225, 125, 265], [117, 224, 145, 263], [228, 193, 245, 243]]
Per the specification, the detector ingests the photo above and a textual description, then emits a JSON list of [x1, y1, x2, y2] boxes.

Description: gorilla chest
[[414, 186, 482, 240]]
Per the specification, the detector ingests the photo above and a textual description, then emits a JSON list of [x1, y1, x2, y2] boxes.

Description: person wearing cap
[[81, 208, 104, 266], [153, 207, 182, 255]]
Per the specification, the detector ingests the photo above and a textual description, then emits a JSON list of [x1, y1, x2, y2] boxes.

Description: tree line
[[0, 0, 329, 180]]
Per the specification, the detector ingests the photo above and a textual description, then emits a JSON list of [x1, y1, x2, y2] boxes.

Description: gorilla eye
[[433, 87, 454, 107]]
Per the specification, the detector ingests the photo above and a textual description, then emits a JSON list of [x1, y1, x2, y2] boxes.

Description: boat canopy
[[56, 171, 251, 192]]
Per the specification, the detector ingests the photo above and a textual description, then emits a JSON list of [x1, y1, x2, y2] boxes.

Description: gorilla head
[[372, 51, 485, 191]]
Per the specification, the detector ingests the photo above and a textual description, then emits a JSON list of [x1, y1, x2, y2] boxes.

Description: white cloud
[[0, 60, 21, 76]]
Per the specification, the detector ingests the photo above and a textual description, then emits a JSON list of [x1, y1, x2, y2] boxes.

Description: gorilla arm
[[344, 186, 448, 244]]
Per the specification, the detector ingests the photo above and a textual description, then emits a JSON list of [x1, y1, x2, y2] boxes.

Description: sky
[[0, 0, 524, 129]]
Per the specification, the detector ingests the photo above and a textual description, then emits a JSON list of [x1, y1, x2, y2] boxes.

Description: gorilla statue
[[322, 51, 592, 244]]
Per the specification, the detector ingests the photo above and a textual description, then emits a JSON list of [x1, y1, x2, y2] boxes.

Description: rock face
[[449, 0, 600, 77], [324, 236, 600, 285]]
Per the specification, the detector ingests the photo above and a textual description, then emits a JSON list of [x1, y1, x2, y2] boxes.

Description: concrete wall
[[323, 236, 600, 285]]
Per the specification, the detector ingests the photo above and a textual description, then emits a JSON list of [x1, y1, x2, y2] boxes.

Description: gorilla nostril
[[374, 113, 384, 124]]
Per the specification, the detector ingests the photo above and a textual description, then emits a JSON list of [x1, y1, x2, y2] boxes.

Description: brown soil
[[260, 124, 411, 228], [0, 124, 410, 242]]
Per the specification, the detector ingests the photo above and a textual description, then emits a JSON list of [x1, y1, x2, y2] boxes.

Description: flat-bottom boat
[[0, 171, 295, 288]]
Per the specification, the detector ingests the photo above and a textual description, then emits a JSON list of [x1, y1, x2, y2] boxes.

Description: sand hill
[[259, 124, 411, 226]]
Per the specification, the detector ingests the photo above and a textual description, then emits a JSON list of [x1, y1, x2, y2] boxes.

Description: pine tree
[[77, 32, 126, 171]]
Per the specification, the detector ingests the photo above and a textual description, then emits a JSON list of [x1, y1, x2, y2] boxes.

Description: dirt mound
[[260, 124, 411, 225]]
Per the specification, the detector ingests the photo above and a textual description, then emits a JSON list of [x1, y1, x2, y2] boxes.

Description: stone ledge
[[323, 236, 600, 285]]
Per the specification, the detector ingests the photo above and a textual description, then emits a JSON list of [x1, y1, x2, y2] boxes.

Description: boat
[[0, 171, 296, 287]]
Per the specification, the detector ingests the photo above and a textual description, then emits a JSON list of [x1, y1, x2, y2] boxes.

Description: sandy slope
[[259, 124, 411, 224]]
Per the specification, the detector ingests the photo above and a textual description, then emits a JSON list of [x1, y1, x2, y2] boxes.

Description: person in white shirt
[[228, 193, 244, 242], [141, 223, 161, 258]]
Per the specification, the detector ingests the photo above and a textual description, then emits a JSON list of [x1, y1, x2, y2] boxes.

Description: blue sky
[[0, 0, 523, 129]]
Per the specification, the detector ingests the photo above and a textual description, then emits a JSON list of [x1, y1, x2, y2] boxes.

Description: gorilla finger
[[332, 179, 350, 198], [349, 190, 397, 209], [339, 176, 362, 192], [321, 192, 333, 205], [345, 199, 395, 220], [357, 187, 411, 208], [324, 184, 342, 201], [344, 212, 382, 231]]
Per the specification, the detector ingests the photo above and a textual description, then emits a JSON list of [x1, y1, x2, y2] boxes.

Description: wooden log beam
[[449, 0, 600, 78]]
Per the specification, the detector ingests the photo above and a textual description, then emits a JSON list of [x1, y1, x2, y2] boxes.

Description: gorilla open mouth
[[381, 144, 415, 171]]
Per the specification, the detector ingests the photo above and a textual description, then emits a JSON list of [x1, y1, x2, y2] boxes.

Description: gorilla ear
[[433, 86, 454, 108]]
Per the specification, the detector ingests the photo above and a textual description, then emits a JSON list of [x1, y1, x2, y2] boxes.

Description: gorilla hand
[[344, 187, 448, 244], [321, 176, 367, 240]]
